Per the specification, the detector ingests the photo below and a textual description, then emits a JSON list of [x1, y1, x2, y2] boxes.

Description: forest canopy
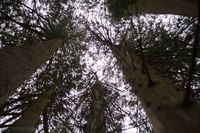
[[0, 0, 199, 133]]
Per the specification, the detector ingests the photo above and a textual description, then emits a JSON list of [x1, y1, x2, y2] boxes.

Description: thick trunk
[[0, 39, 62, 107], [111, 46, 200, 133], [127, 0, 198, 17], [84, 81, 106, 133], [8, 85, 56, 133]]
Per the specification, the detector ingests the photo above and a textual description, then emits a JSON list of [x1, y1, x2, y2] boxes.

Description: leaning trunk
[[127, 0, 198, 17], [8, 85, 56, 133], [111, 46, 200, 133], [0, 39, 62, 107]]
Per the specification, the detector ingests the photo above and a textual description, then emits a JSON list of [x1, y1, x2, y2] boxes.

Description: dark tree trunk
[[0, 39, 62, 107]]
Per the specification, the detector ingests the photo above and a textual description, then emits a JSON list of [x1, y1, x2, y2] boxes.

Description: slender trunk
[[0, 39, 62, 107], [111, 46, 200, 133], [84, 81, 106, 133], [127, 0, 198, 17], [8, 85, 56, 133], [42, 106, 49, 133]]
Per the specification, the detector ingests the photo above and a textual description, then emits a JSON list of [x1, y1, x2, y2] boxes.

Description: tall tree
[[0, 0, 81, 106], [85, 10, 200, 132], [0, 37, 85, 132]]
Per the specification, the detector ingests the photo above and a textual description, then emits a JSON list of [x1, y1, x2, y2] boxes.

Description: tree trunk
[[0, 39, 62, 107], [84, 81, 106, 133], [8, 85, 56, 133], [127, 0, 198, 17], [42, 106, 49, 133], [111, 46, 200, 133]]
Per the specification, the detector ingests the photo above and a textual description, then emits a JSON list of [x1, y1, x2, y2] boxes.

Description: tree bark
[[111, 46, 200, 133], [83, 81, 106, 133], [127, 0, 198, 17], [0, 39, 62, 107], [8, 85, 56, 133]]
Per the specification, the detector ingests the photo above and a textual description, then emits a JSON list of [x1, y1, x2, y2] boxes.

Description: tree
[[106, 0, 199, 19], [0, 37, 85, 132], [111, 41, 200, 133], [0, 0, 82, 106], [104, 1, 200, 132], [84, 4, 200, 131], [0, 0, 86, 132]]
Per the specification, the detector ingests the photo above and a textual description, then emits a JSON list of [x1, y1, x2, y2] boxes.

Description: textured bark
[[0, 39, 62, 107], [111, 46, 200, 133], [8, 85, 56, 133], [127, 0, 198, 17], [84, 81, 106, 133]]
